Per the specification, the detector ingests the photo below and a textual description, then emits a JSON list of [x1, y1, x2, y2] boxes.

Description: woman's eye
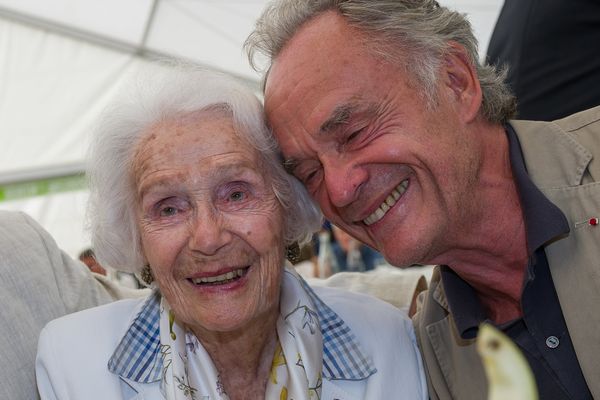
[[153, 197, 188, 218], [159, 206, 178, 217], [229, 191, 246, 202]]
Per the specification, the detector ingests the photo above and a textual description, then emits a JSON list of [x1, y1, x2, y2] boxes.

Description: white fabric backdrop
[[0, 0, 504, 259]]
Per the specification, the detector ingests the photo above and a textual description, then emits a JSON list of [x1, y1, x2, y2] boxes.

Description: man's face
[[265, 11, 482, 267]]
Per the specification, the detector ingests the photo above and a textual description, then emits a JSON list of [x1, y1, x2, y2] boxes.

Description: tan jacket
[[412, 106, 600, 399], [0, 211, 148, 400]]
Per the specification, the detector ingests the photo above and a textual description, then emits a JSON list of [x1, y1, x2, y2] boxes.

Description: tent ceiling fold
[[0, 0, 262, 85]]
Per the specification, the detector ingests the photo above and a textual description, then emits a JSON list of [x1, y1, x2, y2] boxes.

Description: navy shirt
[[440, 125, 592, 399]]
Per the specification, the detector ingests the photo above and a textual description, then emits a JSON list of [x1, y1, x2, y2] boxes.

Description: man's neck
[[432, 123, 529, 324], [440, 213, 528, 324]]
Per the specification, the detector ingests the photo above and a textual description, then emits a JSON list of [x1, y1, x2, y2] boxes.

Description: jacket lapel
[[424, 278, 487, 400], [119, 377, 162, 400], [321, 378, 365, 400], [542, 187, 600, 398], [514, 117, 600, 398]]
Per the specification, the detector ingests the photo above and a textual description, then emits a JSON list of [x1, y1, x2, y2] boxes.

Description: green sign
[[0, 174, 87, 202]]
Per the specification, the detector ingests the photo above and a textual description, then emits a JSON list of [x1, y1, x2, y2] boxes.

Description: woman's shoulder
[[312, 285, 428, 399], [36, 297, 149, 400], [39, 296, 148, 359], [43, 297, 144, 336], [311, 284, 412, 324], [311, 285, 417, 352]]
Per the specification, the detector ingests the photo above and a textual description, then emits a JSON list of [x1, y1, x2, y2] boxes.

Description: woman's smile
[[188, 265, 250, 286]]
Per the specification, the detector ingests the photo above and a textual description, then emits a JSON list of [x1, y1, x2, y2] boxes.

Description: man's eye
[[301, 169, 322, 188], [346, 127, 366, 143], [304, 170, 317, 183]]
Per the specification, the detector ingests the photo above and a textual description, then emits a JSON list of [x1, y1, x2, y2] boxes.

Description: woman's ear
[[442, 41, 482, 123]]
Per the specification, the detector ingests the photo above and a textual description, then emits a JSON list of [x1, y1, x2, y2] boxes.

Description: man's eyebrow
[[319, 104, 357, 135]]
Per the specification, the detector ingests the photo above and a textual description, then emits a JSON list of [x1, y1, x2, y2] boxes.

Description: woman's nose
[[187, 209, 232, 255], [322, 157, 367, 208]]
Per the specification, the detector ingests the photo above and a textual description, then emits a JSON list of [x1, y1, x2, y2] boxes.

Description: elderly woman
[[35, 65, 427, 400]]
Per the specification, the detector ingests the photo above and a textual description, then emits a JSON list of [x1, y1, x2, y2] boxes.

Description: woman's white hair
[[87, 62, 322, 273]]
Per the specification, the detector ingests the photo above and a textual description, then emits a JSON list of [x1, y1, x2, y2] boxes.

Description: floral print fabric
[[158, 267, 323, 400]]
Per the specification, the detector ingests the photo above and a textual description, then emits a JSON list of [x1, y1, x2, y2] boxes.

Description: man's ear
[[442, 41, 482, 123]]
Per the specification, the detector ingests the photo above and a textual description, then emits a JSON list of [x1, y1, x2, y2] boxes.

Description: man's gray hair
[[245, 0, 516, 123], [87, 63, 322, 273]]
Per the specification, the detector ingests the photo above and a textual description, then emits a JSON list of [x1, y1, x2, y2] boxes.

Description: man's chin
[[377, 244, 426, 268]]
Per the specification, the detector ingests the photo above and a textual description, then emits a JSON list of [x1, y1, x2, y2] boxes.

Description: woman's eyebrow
[[138, 160, 262, 196]]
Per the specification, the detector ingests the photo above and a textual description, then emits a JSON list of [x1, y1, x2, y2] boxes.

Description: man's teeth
[[191, 267, 247, 285], [363, 180, 409, 226]]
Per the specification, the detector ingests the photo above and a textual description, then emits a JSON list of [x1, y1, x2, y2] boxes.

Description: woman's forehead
[[132, 112, 269, 187]]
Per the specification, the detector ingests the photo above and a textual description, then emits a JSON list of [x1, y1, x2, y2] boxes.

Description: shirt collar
[[107, 291, 162, 383], [108, 284, 376, 384], [441, 124, 570, 338], [505, 123, 569, 252]]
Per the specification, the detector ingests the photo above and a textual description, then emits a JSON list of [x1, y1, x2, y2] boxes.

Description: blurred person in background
[[487, 0, 600, 120], [78, 248, 107, 275], [79, 248, 140, 288], [330, 223, 384, 272], [0, 211, 144, 400]]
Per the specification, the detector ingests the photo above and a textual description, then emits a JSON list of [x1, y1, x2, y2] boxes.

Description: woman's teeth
[[191, 267, 248, 285], [363, 180, 409, 226]]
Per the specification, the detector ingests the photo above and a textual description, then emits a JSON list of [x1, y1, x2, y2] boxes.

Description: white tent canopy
[[0, 0, 503, 259]]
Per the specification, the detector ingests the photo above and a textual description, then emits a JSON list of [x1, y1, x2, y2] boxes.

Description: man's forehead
[[264, 11, 361, 97]]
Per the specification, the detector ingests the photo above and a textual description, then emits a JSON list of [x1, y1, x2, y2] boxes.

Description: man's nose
[[322, 156, 367, 208], [187, 207, 232, 255]]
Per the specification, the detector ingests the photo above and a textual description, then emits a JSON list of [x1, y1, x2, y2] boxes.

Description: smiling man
[[245, 1, 600, 399]]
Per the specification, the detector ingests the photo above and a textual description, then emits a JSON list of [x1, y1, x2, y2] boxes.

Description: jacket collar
[[108, 283, 376, 384], [508, 119, 592, 188]]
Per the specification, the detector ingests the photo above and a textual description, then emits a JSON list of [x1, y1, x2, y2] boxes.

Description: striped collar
[[108, 282, 376, 384]]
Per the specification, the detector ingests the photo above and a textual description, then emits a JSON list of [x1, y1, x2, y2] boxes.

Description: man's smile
[[363, 179, 409, 225]]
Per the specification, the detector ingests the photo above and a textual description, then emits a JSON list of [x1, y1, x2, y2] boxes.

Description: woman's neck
[[190, 308, 279, 399]]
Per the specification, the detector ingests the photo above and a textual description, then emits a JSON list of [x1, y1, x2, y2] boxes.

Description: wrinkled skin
[[134, 111, 285, 339], [265, 11, 487, 268]]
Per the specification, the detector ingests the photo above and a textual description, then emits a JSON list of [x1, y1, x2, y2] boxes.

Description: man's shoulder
[[511, 105, 600, 142], [0, 210, 31, 226], [553, 105, 600, 133], [510, 106, 600, 187], [0, 210, 53, 257]]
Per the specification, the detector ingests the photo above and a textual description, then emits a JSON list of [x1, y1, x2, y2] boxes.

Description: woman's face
[[134, 111, 285, 335]]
